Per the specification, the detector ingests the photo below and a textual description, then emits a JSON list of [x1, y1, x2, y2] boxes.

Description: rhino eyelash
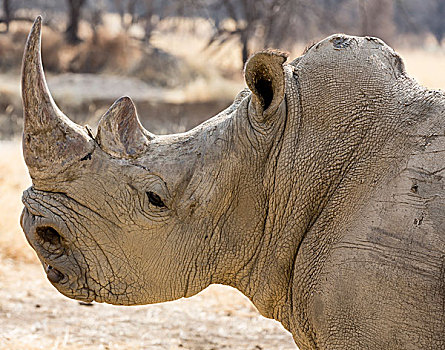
[[146, 191, 166, 208]]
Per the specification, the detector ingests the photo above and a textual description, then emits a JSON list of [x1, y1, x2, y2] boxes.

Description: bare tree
[[86, 0, 104, 44], [113, 0, 153, 38], [358, 0, 395, 44], [393, 0, 444, 46], [113, 0, 189, 43], [65, 0, 87, 44], [1, 0, 50, 33], [206, 0, 324, 65], [114, 0, 138, 32], [429, 0, 445, 45], [139, 0, 191, 43], [142, 0, 155, 42], [206, 0, 265, 65], [1, 0, 14, 33]]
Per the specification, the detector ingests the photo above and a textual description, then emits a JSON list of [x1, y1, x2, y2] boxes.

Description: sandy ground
[[0, 141, 297, 350], [0, 259, 296, 350]]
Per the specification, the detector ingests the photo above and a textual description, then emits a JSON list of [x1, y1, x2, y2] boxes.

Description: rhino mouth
[[21, 208, 70, 282], [20, 204, 92, 301], [21, 188, 128, 304]]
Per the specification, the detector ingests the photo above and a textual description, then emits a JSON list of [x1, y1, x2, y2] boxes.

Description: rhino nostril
[[36, 226, 62, 247], [46, 264, 64, 283]]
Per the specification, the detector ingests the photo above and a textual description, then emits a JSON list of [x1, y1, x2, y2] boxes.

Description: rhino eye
[[146, 191, 165, 208]]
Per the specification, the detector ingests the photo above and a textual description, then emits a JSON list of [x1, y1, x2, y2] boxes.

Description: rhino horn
[[96, 96, 153, 158], [22, 16, 94, 180]]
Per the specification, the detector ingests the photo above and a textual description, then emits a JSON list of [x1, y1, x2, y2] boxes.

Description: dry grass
[[152, 18, 445, 96], [151, 17, 245, 99], [68, 30, 136, 74], [0, 23, 66, 73], [153, 18, 245, 76], [0, 140, 35, 263], [0, 18, 243, 105], [0, 20, 197, 86]]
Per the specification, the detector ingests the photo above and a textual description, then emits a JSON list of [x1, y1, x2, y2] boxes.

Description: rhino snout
[[21, 207, 69, 285]]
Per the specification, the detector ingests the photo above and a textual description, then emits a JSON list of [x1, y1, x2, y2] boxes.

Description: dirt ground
[[0, 260, 296, 350], [0, 141, 297, 350]]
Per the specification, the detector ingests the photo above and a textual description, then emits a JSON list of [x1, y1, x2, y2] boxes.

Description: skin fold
[[20, 17, 445, 349]]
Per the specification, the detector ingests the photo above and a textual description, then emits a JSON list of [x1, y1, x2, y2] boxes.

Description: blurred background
[[0, 1, 444, 349]]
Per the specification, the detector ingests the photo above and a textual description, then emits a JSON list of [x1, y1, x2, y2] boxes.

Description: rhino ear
[[96, 96, 153, 158], [244, 50, 288, 121]]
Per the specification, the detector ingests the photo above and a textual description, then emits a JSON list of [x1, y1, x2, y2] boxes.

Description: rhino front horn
[[22, 16, 94, 180]]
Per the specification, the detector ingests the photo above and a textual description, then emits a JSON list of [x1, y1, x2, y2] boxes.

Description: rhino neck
[[229, 76, 445, 333], [226, 71, 304, 324]]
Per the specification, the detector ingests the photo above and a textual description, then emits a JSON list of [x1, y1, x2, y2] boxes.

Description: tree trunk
[[143, 0, 154, 43], [432, 0, 445, 46], [3, 0, 12, 33], [114, 0, 126, 30], [65, 0, 86, 44], [240, 0, 254, 65], [240, 29, 249, 65], [359, 0, 368, 36]]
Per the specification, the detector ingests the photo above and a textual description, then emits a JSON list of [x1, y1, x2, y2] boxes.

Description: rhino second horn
[[96, 96, 153, 158], [22, 16, 94, 180]]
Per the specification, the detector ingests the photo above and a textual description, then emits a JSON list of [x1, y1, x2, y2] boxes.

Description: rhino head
[[20, 17, 290, 309]]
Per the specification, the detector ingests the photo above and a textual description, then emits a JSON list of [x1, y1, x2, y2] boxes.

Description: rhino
[[20, 16, 445, 349]]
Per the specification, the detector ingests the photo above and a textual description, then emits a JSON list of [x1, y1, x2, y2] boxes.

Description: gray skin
[[20, 17, 445, 349]]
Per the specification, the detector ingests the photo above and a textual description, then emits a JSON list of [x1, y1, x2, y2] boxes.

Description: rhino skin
[[20, 17, 445, 349]]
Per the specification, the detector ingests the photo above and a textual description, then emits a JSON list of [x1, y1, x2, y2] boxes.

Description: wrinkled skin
[[20, 17, 445, 349]]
